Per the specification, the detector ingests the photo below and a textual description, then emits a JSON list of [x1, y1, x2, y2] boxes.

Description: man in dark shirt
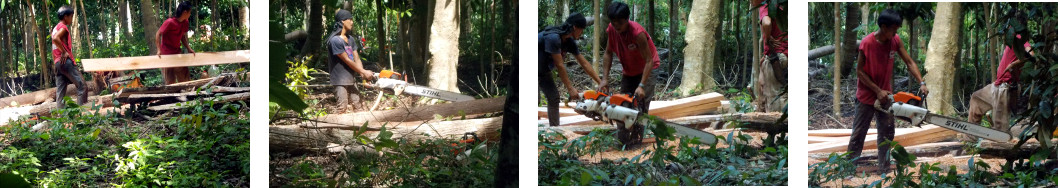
[[328, 9, 377, 112], [539, 13, 602, 127]]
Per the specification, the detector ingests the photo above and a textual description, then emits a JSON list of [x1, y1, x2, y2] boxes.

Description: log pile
[[0, 73, 249, 126], [270, 97, 507, 154]]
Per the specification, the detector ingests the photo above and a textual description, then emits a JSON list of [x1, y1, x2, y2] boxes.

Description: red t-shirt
[[158, 18, 190, 55], [606, 21, 661, 76], [51, 22, 73, 63], [759, 4, 788, 55], [995, 34, 1030, 86], [855, 32, 902, 104]]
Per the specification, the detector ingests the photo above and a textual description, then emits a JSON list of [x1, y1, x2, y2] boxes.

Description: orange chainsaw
[[368, 70, 474, 102], [572, 90, 717, 145], [876, 92, 1011, 141]]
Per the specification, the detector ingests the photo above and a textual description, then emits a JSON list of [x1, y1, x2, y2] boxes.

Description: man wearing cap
[[597, 1, 661, 145], [328, 9, 377, 112], [539, 12, 603, 127]]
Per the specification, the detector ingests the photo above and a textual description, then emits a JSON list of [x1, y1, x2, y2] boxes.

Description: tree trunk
[[841, 2, 860, 79], [141, 0, 159, 55], [299, 0, 321, 56], [668, 0, 677, 74], [833, 3, 843, 116], [924, 2, 962, 115], [37, 1, 53, 88], [78, 0, 91, 58], [70, 0, 81, 59], [986, 3, 996, 81], [592, 0, 602, 68], [560, 0, 569, 21], [313, 97, 504, 125], [270, 117, 504, 153], [648, 0, 655, 38], [375, 0, 388, 67], [750, 2, 760, 92], [678, 0, 721, 95], [427, 0, 461, 93], [595, 0, 614, 72]]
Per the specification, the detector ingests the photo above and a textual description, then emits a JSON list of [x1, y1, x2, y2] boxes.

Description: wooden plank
[[540, 93, 726, 126], [808, 125, 957, 153], [807, 128, 916, 137], [82, 50, 250, 71], [271, 117, 503, 153], [537, 107, 579, 119]]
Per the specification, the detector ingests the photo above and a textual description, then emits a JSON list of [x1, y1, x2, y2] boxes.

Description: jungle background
[[808, 2, 1058, 187], [0, 0, 251, 187], [537, 0, 789, 186]]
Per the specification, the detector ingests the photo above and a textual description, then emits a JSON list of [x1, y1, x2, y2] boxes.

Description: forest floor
[[806, 61, 1058, 187], [0, 79, 251, 187]]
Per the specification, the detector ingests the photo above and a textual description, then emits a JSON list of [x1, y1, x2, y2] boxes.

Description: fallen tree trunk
[[0, 82, 100, 107], [807, 40, 861, 60], [147, 92, 250, 111], [313, 97, 504, 126], [541, 93, 726, 126], [270, 117, 503, 153]]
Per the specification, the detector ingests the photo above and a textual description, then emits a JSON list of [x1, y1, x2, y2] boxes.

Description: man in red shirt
[[155, 1, 196, 84], [968, 20, 1032, 137], [598, 2, 661, 145], [752, 0, 787, 113], [51, 5, 86, 108], [848, 9, 929, 173]]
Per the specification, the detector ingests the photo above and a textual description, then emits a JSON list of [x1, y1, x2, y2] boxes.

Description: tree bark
[[924, 2, 962, 115], [375, 0, 388, 68], [648, 0, 655, 37], [301, 0, 322, 56], [270, 117, 503, 153], [833, 3, 843, 116], [668, 0, 677, 74], [427, 0, 461, 92], [313, 97, 504, 125], [140, 0, 159, 55], [678, 0, 721, 95], [37, 1, 53, 88], [841, 3, 860, 79], [592, 0, 601, 72], [986, 3, 996, 81]]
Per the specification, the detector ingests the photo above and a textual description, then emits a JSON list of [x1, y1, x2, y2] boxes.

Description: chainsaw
[[572, 90, 717, 145], [369, 70, 474, 102], [876, 92, 1011, 141]]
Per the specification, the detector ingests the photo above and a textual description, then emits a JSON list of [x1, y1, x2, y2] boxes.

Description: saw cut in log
[[270, 117, 503, 153], [313, 97, 504, 126], [82, 50, 250, 71]]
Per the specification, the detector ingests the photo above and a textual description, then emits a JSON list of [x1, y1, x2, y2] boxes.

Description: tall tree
[[668, 0, 677, 74], [924, 2, 962, 115], [301, 0, 321, 56], [375, 0, 388, 67], [141, 0, 159, 55], [832, 2, 842, 116], [840, 2, 860, 78], [37, 1, 53, 87], [648, 0, 655, 37], [679, 0, 720, 95], [427, 0, 461, 92]]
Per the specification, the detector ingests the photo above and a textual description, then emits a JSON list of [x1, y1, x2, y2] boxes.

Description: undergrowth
[[0, 96, 250, 187], [538, 119, 788, 186], [808, 141, 1058, 187]]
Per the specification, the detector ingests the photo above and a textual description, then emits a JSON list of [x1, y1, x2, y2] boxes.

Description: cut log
[[124, 91, 214, 103], [82, 50, 251, 71], [270, 117, 503, 153], [537, 107, 579, 118], [540, 93, 726, 126], [0, 82, 101, 107], [538, 100, 735, 119], [808, 125, 957, 153], [210, 86, 250, 93], [146, 92, 250, 111], [313, 97, 504, 126]]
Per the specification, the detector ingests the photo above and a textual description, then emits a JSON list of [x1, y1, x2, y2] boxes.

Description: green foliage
[[539, 124, 787, 186], [0, 95, 249, 187]]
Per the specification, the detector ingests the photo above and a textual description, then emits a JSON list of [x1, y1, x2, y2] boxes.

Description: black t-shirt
[[538, 32, 579, 72], [329, 35, 376, 85]]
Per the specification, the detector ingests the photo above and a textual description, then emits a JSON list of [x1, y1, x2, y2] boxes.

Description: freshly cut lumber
[[147, 92, 250, 111], [82, 50, 251, 71], [808, 129, 879, 137], [270, 117, 503, 153], [537, 107, 579, 118], [807, 136, 846, 144], [540, 93, 726, 126], [808, 125, 957, 153], [313, 97, 504, 126], [808, 142, 966, 159]]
